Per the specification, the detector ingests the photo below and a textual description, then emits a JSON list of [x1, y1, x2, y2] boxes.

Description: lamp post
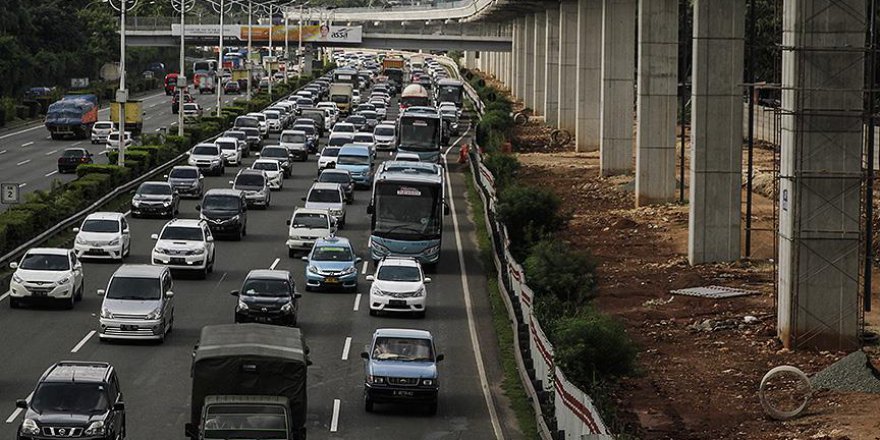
[[266, 2, 274, 98], [173, 0, 195, 137], [107, 0, 139, 166], [210, 0, 234, 117], [298, 1, 310, 79]]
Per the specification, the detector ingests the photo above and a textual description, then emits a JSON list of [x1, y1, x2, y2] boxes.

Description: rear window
[[328, 137, 352, 147], [281, 133, 307, 144], [62, 149, 86, 157], [321, 147, 340, 158], [169, 168, 198, 178], [375, 126, 394, 136], [94, 122, 113, 129], [192, 146, 219, 156], [235, 173, 266, 187], [308, 188, 342, 203]]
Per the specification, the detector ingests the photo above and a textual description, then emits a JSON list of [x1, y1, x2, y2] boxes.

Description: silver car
[[303, 182, 346, 228], [166, 166, 204, 198], [231, 169, 271, 209], [98, 265, 174, 343]]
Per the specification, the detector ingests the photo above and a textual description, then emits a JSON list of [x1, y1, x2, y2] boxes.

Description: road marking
[[72, 141, 82, 146], [0, 150, 6, 155], [270, 258, 280, 270], [353, 293, 361, 311], [361, 260, 369, 274], [329, 399, 341, 432], [18, 183, 26, 188], [0, 123, 43, 140], [71, 330, 96, 353], [45, 149, 58, 156], [45, 170, 58, 177], [149, 103, 158, 108], [214, 272, 228, 290], [0, 291, 9, 302], [5, 393, 32, 424], [443, 127, 504, 440], [123, 210, 131, 217], [341, 337, 352, 360], [16, 159, 30, 166], [21, 141, 33, 147], [144, 115, 153, 121]]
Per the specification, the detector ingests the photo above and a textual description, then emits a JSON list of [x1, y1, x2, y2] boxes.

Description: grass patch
[[464, 167, 539, 440]]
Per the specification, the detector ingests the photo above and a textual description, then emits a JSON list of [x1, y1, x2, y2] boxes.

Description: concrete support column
[[544, 4, 561, 126], [518, 17, 530, 101], [599, 0, 636, 175], [635, 0, 678, 206], [523, 16, 536, 108], [777, 0, 864, 351], [688, 0, 745, 264], [558, 0, 579, 132], [532, 11, 547, 115], [575, 0, 603, 152], [464, 50, 476, 69]]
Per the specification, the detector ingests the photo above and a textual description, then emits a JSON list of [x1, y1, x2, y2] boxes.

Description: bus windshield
[[437, 85, 463, 106], [398, 118, 440, 151], [373, 183, 442, 239]]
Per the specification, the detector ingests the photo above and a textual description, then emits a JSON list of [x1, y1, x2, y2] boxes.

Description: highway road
[[0, 93, 509, 439], [0, 90, 238, 213]]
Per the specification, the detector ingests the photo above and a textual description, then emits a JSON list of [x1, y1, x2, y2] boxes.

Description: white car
[[352, 133, 376, 151], [303, 182, 346, 228], [215, 136, 242, 166], [247, 112, 269, 137], [331, 122, 356, 135], [317, 102, 339, 125], [91, 121, 115, 144], [8, 248, 84, 309], [263, 110, 283, 133], [317, 146, 341, 172], [366, 257, 430, 317], [373, 124, 397, 150], [351, 89, 361, 106], [285, 208, 335, 257], [187, 143, 225, 176], [73, 212, 131, 261], [150, 219, 216, 279], [105, 131, 133, 151], [394, 152, 421, 162], [251, 159, 284, 190], [369, 99, 387, 118]]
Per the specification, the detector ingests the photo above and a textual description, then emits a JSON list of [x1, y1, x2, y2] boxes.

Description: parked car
[[251, 159, 284, 190], [197, 189, 248, 240], [166, 165, 204, 198], [361, 328, 443, 414], [187, 143, 225, 176], [366, 257, 430, 317], [286, 208, 336, 257], [8, 248, 84, 309], [91, 120, 115, 144], [150, 219, 215, 278], [73, 212, 131, 261], [317, 168, 355, 203], [301, 236, 361, 292], [302, 182, 346, 228], [130, 181, 179, 218], [57, 147, 94, 173], [230, 169, 271, 209], [97, 264, 174, 342], [231, 270, 301, 326]]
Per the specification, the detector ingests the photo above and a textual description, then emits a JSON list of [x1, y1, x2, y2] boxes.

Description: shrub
[[524, 239, 597, 305], [165, 135, 191, 153], [0, 209, 37, 248], [140, 133, 164, 145], [551, 309, 638, 390], [482, 153, 520, 190], [75, 164, 131, 185], [496, 185, 567, 259]]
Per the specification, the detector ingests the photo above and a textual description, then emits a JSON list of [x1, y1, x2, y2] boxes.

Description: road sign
[[1, 183, 21, 204]]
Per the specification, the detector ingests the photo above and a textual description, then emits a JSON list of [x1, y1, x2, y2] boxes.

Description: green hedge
[[496, 184, 567, 259]]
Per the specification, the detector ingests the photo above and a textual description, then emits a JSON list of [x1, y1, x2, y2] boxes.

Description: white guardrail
[[460, 68, 614, 440]]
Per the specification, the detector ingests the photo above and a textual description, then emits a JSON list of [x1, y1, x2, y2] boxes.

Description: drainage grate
[[670, 285, 759, 299]]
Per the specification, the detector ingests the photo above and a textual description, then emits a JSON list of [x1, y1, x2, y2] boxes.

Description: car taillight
[[81, 157, 89, 162]]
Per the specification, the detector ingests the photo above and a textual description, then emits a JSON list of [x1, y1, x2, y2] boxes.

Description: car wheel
[[242, 224, 247, 237], [364, 396, 374, 413], [75, 283, 83, 302], [64, 294, 75, 310], [235, 228, 243, 241], [123, 243, 131, 258], [199, 266, 208, 280]]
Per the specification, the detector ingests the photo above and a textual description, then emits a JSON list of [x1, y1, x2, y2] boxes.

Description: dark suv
[[16, 361, 125, 440], [197, 189, 248, 240], [231, 269, 301, 326]]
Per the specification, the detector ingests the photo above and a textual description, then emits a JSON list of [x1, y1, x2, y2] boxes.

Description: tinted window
[[261, 148, 287, 159], [318, 172, 351, 184], [338, 153, 369, 166], [235, 174, 265, 187], [321, 147, 340, 158], [138, 183, 172, 195], [81, 219, 120, 233], [160, 226, 203, 241], [334, 124, 355, 133], [328, 137, 351, 147], [203, 195, 241, 210], [375, 126, 395, 136], [312, 245, 352, 261], [62, 149, 86, 157], [192, 146, 219, 156], [241, 278, 290, 297], [308, 188, 342, 203], [377, 265, 421, 282], [170, 168, 199, 179], [253, 161, 279, 171], [32, 383, 109, 413], [20, 253, 70, 271], [281, 133, 307, 144], [353, 134, 373, 143], [235, 117, 259, 128], [217, 141, 237, 151], [107, 276, 161, 300]]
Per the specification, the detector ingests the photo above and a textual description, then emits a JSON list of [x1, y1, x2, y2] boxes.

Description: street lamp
[[106, 0, 139, 166], [172, 0, 196, 137], [209, 0, 234, 117]]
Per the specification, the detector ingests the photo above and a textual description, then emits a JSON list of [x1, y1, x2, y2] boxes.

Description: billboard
[[171, 24, 362, 44]]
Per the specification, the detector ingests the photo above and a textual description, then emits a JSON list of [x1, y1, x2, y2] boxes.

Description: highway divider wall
[[460, 73, 614, 440]]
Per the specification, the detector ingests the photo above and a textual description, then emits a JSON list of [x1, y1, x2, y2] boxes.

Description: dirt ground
[[507, 120, 880, 439]]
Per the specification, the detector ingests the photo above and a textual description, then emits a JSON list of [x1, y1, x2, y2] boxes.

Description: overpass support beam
[[532, 11, 546, 115], [635, 0, 678, 205], [558, 0, 579, 133], [575, 0, 602, 152], [599, 0, 636, 176], [777, 0, 864, 351], [544, 4, 561, 126], [688, 0, 744, 264]]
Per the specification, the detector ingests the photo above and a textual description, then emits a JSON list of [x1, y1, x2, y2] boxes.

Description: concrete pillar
[[575, 0, 603, 152], [599, 0, 636, 175], [511, 19, 520, 96], [464, 50, 476, 69], [635, 0, 678, 206], [558, 0, 579, 133], [518, 17, 530, 101], [532, 11, 547, 115], [777, 0, 864, 351], [523, 16, 536, 108], [688, 0, 745, 264], [544, 4, 561, 126]]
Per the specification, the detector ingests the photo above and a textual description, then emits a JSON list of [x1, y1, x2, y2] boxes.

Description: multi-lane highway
[[0, 88, 509, 439], [0, 90, 234, 212]]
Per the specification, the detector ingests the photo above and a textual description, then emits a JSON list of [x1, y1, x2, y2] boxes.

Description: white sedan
[[366, 257, 431, 318], [251, 159, 284, 190]]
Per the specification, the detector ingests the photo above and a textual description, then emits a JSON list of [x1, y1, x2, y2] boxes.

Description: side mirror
[[230, 290, 240, 297], [15, 399, 27, 409], [206, 236, 214, 243], [163, 174, 168, 179], [199, 175, 204, 180], [122, 229, 129, 234], [366, 205, 373, 214], [286, 219, 291, 225], [366, 275, 375, 282], [97, 289, 106, 296], [360, 352, 369, 359], [72, 227, 80, 232], [195, 204, 201, 211], [228, 180, 234, 185], [113, 402, 125, 411], [150, 234, 159, 240], [443, 203, 450, 216], [424, 277, 432, 284], [301, 256, 309, 261], [301, 196, 306, 201], [256, 152, 261, 156], [436, 354, 445, 362], [165, 291, 174, 298], [9, 262, 18, 269]]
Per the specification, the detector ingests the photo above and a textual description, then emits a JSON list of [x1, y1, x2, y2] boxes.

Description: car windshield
[[62, 149, 86, 157], [203, 195, 240, 210], [320, 147, 340, 158], [160, 226, 203, 241], [253, 162, 279, 171], [361, 112, 377, 120], [265, 113, 279, 120], [242, 278, 290, 297], [107, 276, 161, 300], [377, 265, 421, 282], [375, 127, 394, 136], [81, 219, 119, 233], [354, 134, 373, 142], [372, 337, 433, 361], [328, 137, 351, 147], [308, 188, 341, 203], [138, 183, 172, 195], [312, 245, 352, 261], [295, 126, 316, 135], [334, 124, 354, 133], [291, 213, 328, 228], [319, 172, 350, 184], [31, 383, 109, 414], [346, 116, 365, 124], [217, 142, 236, 151], [338, 154, 369, 166], [19, 253, 70, 271], [235, 117, 259, 128], [94, 122, 113, 129], [281, 133, 306, 144], [261, 148, 287, 159], [192, 146, 219, 156], [225, 132, 246, 140], [235, 174, 265, 187]]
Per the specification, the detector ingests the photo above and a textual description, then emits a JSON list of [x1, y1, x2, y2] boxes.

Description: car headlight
[[307, 265, 319, 274], [57, 276, 71, 285], [414, 286, 426, 297], [368, 375, 385, 384], [212, 158, 221, 164], [421, 378, 435, 386], [187, 247, 206, 255], [237, 300, 248, 310], [12, 273, 24, 284], [341, 265, 356, 275], [191, 180, 200, 187], [163, 200, 171, 207], [425, 245, 441, 255], [101, 308, 114, 319], [154, 247, 169, 255], [330, 209, 344, 216], [108, 237, 120, 246], [144, 307, 162, 320], [21, 419, 39, 435], [76, 235, 87, 244], [132, 199, 141, 207], [84, 421, 105, 436], [227, 215, 241, 223], [372, 288, 388, 297], [281, 301, 293, 312]]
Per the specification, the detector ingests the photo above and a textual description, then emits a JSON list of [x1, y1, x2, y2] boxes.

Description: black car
[[197, 189, 248, 240], [16, 361, 126, 440], [57, 148, 93, 173], [239, 127, 263, 152], [232, 269, 300, 326], [259, 146, 292, 178], [317, 169, 355, 204], [130, 181, 179, 218]]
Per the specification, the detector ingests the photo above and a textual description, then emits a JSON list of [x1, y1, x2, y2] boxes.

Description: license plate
[[31, 290, 48, 296], [393, 390, 414, 397], [389, 300, 406, 307], [170, 257, 185, 264], [324, 277, 339, 284], [90, 248, 103, 252], [121, 324, 138, 331]]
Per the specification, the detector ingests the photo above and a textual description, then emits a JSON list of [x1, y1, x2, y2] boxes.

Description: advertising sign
[[172, 24, 362, 44]]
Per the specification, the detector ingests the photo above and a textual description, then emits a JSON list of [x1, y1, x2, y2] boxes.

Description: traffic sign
[[1, 183, 21, 204]]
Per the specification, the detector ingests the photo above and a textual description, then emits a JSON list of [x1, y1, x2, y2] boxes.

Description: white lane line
[[0, 149, 6, 155], [149, 103, 158, 108], [270, 258, 280, 270], [18, 183, 26, 188], [16, 159, 31, 166], [0, 123, 43, 140], [353, 293, 361, 311], [5, 393, 32, 424], [98, 151, 107, 155], [361, 260, 369, 274], [214, 272, 228, 290], [44, 149, 58, 156], [123, 210, 131, 217], [329, 399, 341, 432], [71, 330, 96, 353], [72, 141, 82, 146], [45, 136, 51, 140], [341, 337, 352, 360], [443, 129, 505, 439], [21, 141, 33, 148], [45, 170, 58, 177], [144, 115, 153, 121], [0, 291, 9, 302]]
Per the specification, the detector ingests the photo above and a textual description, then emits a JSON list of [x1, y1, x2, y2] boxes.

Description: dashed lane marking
[[16, 159, 30, 166], [353, 293, 361, 312], [21, 141, 33, 147], [329, 399, 341, 432], [71, 330, 96, 353], [270, 258, 280, 270], [45, 170, 58, 177], [341, 337, 352, 360], [45, 149, 58, 156]]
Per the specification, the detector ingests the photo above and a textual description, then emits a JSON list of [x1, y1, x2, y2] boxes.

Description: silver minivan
[[98, 265, 175, 343]]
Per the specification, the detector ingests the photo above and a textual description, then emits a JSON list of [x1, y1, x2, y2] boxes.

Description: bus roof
[[375, 161, 443, 185], [400, 107, 440, 119], [437, 78, 463, 86]]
